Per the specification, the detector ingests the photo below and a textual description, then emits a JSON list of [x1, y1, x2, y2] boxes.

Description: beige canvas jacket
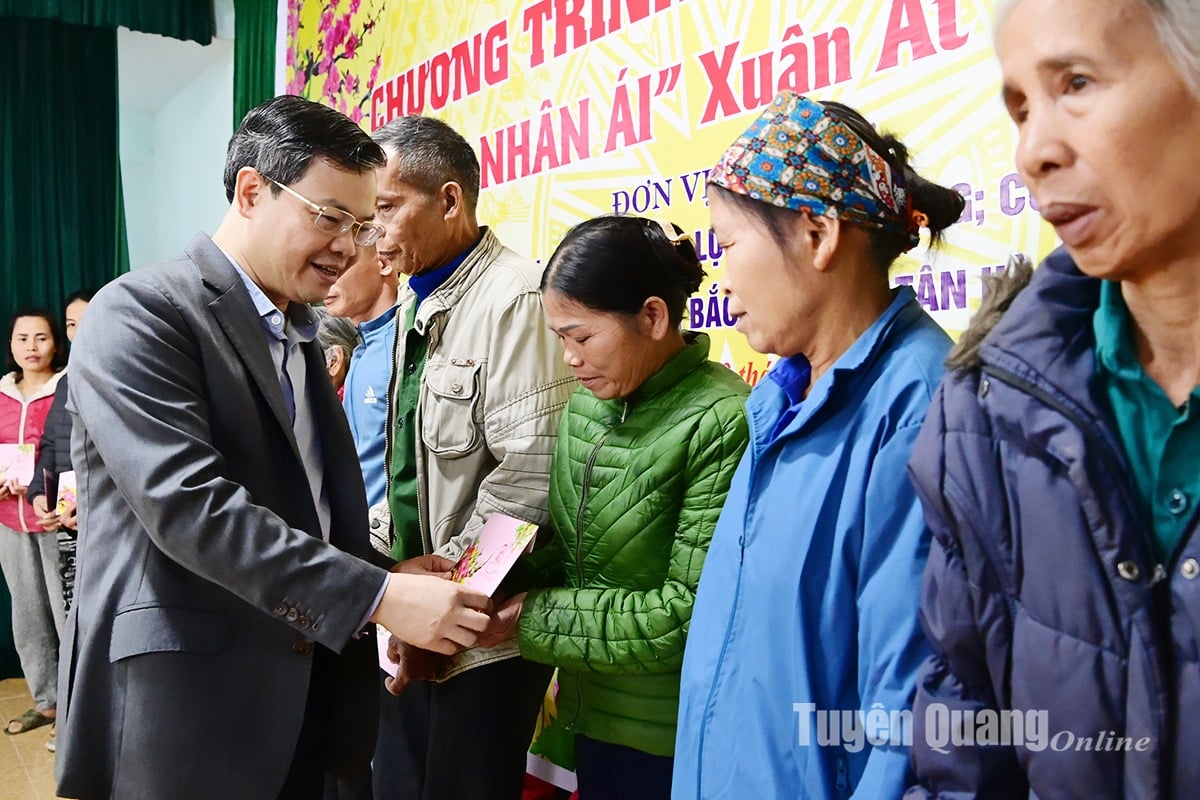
[[371, 227, 576, 678]]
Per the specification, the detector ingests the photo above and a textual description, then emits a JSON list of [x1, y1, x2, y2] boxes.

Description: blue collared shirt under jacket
[[673, 286, 950, 799]]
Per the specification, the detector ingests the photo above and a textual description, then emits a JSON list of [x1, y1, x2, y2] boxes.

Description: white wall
[[152, 56, 234, 261], [118, 26, 234, 268], [118, 109, 159, 270]]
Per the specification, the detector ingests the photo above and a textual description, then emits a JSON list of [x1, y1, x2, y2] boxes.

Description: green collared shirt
[[385, 246, 475, 562], [1094, 280, 1200, 562], [386, 301, 428, 562]]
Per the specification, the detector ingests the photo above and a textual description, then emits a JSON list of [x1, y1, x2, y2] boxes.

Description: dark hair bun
[[541, 215, 707, 323], [822, 101, 965, 263], [642, 219, 705, 297], [906, 168, 965, 239]]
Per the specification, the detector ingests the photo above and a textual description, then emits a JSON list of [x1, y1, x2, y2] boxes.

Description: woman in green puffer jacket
[[478, 215, 750, 799]]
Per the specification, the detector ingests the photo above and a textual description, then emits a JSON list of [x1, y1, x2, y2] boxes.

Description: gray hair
[[995, 0, 1200, 96], [370, 116, 481, 213], [313, 307, 359, 364]]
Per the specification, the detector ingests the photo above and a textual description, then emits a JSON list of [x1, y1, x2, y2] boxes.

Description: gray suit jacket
[[56, 234, 390, 799]]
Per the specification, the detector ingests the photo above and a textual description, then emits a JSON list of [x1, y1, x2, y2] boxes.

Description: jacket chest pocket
[[421, 358, 485, 457]]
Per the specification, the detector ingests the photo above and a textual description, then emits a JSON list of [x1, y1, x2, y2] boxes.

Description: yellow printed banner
[[283, 0, 1059, 383]]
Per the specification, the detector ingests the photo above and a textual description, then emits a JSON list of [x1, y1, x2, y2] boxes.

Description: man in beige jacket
[[369, 115, 575, 800]]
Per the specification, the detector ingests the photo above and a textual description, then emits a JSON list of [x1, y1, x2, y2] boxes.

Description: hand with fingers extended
[[369, 571, 491, 656]]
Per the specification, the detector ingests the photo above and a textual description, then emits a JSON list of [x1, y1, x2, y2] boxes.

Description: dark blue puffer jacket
[[905, 248, 1198, 799], [28, 373, 73, 503]]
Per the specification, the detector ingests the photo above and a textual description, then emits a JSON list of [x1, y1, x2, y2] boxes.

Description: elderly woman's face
[[711, 191, 816, 358], [998, 0, 1200, 281]]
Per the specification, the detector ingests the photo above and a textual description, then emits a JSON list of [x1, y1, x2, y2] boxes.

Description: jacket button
[[979, 378, 990, 397], [1117, 560, 1141, 582], [286, 607, 299, 623], [1167, 489, 1190, 516], [1182, 559, 1200, 580], [297, 616, 310, 629], [292, 640, 313, 656], [272, 604, 288, 617]]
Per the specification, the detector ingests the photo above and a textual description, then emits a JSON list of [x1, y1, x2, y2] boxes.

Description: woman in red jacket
[[0, 307, 67, 735]]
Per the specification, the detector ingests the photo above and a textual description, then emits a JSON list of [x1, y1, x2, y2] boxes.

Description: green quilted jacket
[[516, 332, 749, 756]]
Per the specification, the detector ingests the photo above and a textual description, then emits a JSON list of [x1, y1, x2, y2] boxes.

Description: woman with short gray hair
[[994, 0, 1200, 95], [906, 1, 1200, 797], [314, 306, 359, 398]]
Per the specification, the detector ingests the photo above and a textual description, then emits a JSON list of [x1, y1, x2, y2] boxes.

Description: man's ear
[[376, 253, 394, 278], [440, 182, 465, 221], [641, 296, 674, 341], [232, 167, 269, 219]]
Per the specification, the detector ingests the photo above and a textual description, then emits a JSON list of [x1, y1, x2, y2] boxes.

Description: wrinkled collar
[[358, 304, 398, 336], [768, 354, 811, 407], [402, 227, 503, 334], [409, 235, 478, 305], [1093, 279, 1140, 380], [749, 286, 924, 440], [0, 369, 63, 403], [218, 245, 318, 343], [817, 285, 922, 384]]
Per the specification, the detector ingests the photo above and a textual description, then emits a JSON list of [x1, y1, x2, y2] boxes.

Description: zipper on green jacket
[[564, 399, 628, 731]]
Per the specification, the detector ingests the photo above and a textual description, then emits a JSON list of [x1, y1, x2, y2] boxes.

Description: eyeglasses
[[262, 174, 386, 247]]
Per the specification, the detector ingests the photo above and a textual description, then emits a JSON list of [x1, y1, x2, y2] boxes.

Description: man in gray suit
[[55, 96, 491, 800]]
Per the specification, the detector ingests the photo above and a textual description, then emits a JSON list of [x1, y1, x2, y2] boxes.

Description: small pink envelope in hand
[[377, 514, 538, 676]]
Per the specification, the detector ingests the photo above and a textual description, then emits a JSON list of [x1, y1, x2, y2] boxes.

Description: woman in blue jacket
[[906, 1, 1200, 797], [672, 91, 964, 799]]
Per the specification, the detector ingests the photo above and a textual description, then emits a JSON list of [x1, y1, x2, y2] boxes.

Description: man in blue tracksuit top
[[322, 245, 399, 800], [325, 246, 398, 507]]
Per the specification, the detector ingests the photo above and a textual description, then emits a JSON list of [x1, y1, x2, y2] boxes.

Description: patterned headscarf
[[708, 91, 922, 249]]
